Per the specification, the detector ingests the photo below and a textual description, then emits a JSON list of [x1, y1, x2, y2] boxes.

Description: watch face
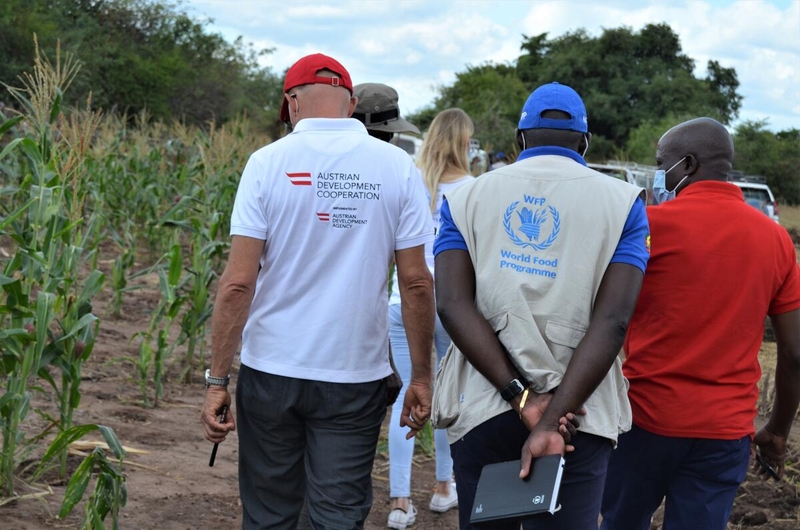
[[501, 379, 525, 401]]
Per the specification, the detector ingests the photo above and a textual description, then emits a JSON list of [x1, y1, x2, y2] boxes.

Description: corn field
[[0, 41, 266, 527]]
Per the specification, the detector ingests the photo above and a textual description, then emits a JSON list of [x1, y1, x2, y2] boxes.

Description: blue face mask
[[652, 157, 689, 205]]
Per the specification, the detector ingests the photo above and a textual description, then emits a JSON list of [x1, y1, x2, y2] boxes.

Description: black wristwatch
[[500, 378, 526, 402]]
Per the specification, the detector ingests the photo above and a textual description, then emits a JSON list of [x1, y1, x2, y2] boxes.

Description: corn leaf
[[0, 137, 24, 163], [37, 424, 99, 474], [61, 313, 99, 341], [98, 425, 125, 460], [0, 196, 37, 231], [58, 449, 96, 518], [78, 270, 106, 303], [0, 115, 24, 136], [49, 88, 63, 124]]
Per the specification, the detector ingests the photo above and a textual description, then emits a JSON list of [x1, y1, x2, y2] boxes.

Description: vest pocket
[[545, 320, 588, 366], [431, 343, 461, 429]]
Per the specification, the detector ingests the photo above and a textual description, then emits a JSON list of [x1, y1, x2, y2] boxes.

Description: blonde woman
[[387, 108, 476, 530]]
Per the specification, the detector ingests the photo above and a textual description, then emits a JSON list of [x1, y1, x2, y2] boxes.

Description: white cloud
[[185, 0, 800, 131], [285, 5, 347, 18], [519, 0, 800, 130], [357, 39, 388, 56]]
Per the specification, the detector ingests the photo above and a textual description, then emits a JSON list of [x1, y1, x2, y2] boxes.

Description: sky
[[183, 0, 800, 132]]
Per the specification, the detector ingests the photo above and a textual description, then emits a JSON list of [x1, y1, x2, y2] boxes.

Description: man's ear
[[684, 154, 698, 176], [515, 129, 525, 151], [347, 96, 358, 118]]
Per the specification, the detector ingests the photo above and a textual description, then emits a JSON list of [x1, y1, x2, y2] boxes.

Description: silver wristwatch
[[204, 369, 230, 389]]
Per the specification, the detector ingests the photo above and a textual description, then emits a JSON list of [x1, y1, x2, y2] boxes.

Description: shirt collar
[[678, 180, 744, 201], [516, 146, 587, 166], [292, 118, 367, 134]]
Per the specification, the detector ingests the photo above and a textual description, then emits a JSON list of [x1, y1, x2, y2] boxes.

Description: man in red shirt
[[600, 117, 800, 530]]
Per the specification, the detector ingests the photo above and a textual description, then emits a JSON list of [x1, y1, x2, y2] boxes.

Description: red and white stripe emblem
[[285, 172, 312, 186], [316, 212, 330, 222]]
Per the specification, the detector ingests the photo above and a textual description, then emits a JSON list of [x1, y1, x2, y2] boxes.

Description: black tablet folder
[[470, 456, 565, 526]]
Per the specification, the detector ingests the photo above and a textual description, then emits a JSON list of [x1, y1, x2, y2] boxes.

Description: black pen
[[209, 405, 228, 467], [755, 453, 781, 481]]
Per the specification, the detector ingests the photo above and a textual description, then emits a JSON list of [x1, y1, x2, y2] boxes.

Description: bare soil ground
[[0, 262, 798, 529]]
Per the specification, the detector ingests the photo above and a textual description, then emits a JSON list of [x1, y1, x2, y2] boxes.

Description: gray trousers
[[236, 365, 387, 530]]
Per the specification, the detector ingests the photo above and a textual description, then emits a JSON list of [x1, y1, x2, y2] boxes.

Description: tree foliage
[[0, 0, 283, 132], [411, 64, 528, 154], [411, 23, 743, 161], [733, 121, 800, 205], [516, 24, 742, 146]]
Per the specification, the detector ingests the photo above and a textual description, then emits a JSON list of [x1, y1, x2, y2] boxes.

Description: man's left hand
[[518, 391, 583, 447], [752, 426, 787, 480], [201, 386, 236, 444], [400, 378, 432, 439], [519, 425, 567, 479]]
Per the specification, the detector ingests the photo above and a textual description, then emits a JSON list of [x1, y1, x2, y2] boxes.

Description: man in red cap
[[201, 53, 436, 529]]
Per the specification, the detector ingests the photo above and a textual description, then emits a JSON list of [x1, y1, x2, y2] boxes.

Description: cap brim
[[366, 117, 421, 135]]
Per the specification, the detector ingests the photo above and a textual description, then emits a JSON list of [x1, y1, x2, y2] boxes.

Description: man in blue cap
[[489, 151, 508, 170], [432, 82, 650, 529]]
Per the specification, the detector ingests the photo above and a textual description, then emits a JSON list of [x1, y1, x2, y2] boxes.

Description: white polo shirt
[[230, 118, 434, 383]]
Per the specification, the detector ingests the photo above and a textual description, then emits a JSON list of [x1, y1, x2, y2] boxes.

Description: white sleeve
[[395, 164, 434, 251], [230, 155, 268, 240]]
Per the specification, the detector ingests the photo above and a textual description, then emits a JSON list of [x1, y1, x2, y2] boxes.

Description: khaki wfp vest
[[432, 154, 643, 443]]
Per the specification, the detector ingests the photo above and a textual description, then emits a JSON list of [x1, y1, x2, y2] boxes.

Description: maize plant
[[0, 292, 55, 497], [131, 243, 186, 406], [35, 423, 127, 529], [1, 39, 108, 500], [109, 224, 136, 318], [180, 227, 225, 383]]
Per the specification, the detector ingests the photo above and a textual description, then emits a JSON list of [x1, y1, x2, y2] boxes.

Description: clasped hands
[[513, 389, 585, 479]]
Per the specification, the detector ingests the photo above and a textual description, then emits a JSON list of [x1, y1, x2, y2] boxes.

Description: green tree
[[515, 24, 741, 147], [733, 121, 800, 205], [624, 114, 694, 164], [408, 63, 529, 154], [0, 0, 282, 131]]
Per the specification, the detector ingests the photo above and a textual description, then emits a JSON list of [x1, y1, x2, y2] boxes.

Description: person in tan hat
[[353, 83, 421, 142], [354, 85, 462, 529], [201, 54, 436, 529]]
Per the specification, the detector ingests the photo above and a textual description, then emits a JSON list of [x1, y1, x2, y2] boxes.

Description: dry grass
[[758, 342, 778, 416], [779, 204, 800, 231], [759, 341, 800, 423]]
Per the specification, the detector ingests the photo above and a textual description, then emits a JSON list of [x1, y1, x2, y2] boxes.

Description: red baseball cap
[[280, 53, 354, 123]]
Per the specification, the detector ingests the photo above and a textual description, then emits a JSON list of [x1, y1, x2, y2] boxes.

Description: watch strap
[[500, 378, 525, 402], [205, 369, 230, 388]]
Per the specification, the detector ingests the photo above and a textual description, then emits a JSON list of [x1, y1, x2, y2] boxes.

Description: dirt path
[[0, 271, 797, 529]]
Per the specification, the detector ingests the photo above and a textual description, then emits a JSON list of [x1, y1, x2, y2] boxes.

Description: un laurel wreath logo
[[503, 201, 561, 250]]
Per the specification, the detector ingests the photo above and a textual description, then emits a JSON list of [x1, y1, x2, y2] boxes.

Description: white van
[[731, 180, 779, 223], [392, 133, 424, 161]]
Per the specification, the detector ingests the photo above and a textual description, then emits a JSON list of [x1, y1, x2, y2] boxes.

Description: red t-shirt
[[623, 181, 800, 439]]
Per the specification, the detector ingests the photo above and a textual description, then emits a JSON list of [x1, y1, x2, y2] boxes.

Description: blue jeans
[[388, 303, 454, 497], [601, 424, 751, 530]]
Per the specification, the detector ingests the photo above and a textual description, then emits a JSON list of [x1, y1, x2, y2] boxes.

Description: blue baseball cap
[[518, 82, 588, 133]]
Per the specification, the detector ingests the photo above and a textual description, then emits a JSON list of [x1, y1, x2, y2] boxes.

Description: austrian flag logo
[[285, 172, 312, 186], [316, 212, 330, 222]]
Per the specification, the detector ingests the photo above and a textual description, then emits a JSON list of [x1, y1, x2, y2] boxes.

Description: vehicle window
[[593, 168, 627, 181], [395, 138, 416, 156], [740, 188, 770, 202]]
